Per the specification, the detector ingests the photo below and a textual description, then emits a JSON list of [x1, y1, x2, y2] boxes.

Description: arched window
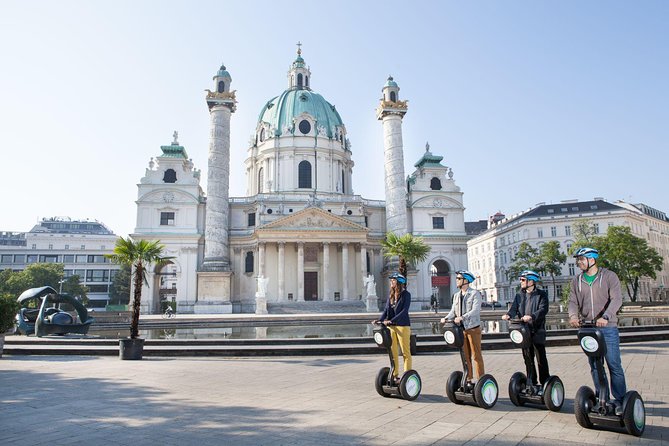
[[305, 76, 309, 87], [298, 161, 312, 188], [257, 167, 264, 193], [163, 169, 177, 183], [390, 91, 397, 102], [297, 73, 303, 88], [217, 81, 225, 93], [245, 252, 254, 273], [259, 128, 265, 142], [430, 177, 442, 190], [341, 170, 345, 194]]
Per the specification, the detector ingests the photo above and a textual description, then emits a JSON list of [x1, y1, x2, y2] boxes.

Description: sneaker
[[614, 401, 623, 416], [535, 385, 543, 396]]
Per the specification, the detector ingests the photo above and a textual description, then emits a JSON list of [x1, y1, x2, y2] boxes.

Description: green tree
[[538, 241, 567, 302], [108, 264, 131, 306], [596, 226, 663, 302], [570, 218, 599, 254], [507, 242, 540, 281], [106, 238, 172, 339], [0, 263, 64, 297], [381, 232, 431, 281]]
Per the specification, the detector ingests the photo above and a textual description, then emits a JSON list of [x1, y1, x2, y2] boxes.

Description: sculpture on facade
[[363, 274, 377, 297], [256, 275, 269, 298]]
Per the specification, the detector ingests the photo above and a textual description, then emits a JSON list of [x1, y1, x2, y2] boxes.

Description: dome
[[214, 64, 231, 80], [257, 89, 344, 138], [384, 76, 398, 88]]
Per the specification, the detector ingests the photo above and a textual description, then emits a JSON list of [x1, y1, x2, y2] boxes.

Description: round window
[[299, 120, 311, 135], [267, 209, 273, 214]]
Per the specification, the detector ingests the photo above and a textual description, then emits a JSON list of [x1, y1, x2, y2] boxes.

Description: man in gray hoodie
[[568, 247, 626, 415]]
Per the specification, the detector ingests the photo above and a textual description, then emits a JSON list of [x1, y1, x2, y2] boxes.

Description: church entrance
[[430, 260, 451, 309], [304, 272, 318, 301]]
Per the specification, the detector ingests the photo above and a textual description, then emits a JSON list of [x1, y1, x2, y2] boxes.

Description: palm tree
[[106, 237, 173, 339], [381, 232, 431, 281]]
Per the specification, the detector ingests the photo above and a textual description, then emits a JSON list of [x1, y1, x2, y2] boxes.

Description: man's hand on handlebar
[[501, 314, 510, 321], [569, 318, 580, 328], [596, 318, 609, 327]]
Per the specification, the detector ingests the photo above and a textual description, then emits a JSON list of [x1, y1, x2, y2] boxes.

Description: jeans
[[588, 326, 627, 402], [523, 342, 550, 386]]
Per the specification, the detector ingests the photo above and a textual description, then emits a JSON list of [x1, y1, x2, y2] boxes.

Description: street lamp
[[58, 279, 65, 294]]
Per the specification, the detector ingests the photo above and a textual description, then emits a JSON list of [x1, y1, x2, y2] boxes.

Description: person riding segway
[[503, 270, 564, 411], [372, 272, 421, 401]]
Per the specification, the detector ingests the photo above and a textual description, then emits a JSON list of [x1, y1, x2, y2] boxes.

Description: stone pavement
[[1, 340, 667, 445]]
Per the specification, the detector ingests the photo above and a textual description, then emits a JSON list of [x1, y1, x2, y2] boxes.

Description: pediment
[[258, 207, 367, 232]]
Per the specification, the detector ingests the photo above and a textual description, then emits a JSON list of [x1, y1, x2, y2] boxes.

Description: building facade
[[0, 217, 121, 308], [467, 199, 668, 304], [133, 48, 470, 314]]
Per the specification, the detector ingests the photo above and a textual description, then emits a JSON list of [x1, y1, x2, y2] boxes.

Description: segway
[[507, 319, 564, 411], [574, 321, 645, 436], [443, 321, 498, 408], [372, 322, 421, 401]]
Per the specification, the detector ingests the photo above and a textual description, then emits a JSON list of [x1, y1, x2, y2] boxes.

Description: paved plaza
[[1, 340, 667, 445]]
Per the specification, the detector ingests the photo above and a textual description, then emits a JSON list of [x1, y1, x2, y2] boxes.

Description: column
[[360, 245, 367, 298], [322, 242, 330, 301], [278, 242, 285, 301], [342, 242, 349, 300], [297, 242, 304, 301]]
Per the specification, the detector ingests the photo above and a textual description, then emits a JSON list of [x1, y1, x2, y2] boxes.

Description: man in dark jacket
[[502, 270, 550, 392]]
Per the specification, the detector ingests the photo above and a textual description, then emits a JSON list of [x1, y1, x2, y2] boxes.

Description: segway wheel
[[399, 370, 422, 401], [574, 386, 595, 428], [475, 374, 499, 409], [622, 391, 645, 437], [375, 367, 391, 398], [446, 371, 463, 404], [508, 372, 527, 407], [543, 376, 565, 412]]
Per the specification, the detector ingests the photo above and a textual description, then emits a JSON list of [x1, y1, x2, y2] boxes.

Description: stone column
[[322, 242, 330, 301], [342, 242, 349, 300], [278, 242, 285, 301], [297, 242, 304, 301], [360, 245, 367, 298]]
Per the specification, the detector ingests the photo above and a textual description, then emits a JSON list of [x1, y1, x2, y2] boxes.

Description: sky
[[1, 0, 667, 238]]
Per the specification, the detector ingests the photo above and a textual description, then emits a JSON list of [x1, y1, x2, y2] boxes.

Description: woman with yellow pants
[[375, 272, 412, 383]]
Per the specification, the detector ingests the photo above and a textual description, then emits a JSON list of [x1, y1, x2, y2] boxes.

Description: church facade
[[133, 48, 469, 314]]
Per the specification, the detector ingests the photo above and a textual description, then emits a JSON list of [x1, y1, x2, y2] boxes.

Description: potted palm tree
[[381, 231, 431, 281], [0, 293, 20, 358], [106, 237, 172, 360]]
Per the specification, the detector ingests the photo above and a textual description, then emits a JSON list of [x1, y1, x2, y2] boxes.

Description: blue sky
[[1, 0, 667, 237]]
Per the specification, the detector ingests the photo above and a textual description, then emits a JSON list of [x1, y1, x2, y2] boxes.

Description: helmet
[[573, 247, 599, 259], [455, 270, 476, 284], [389, 272, 407, 284], [520, 270, 541, 283]]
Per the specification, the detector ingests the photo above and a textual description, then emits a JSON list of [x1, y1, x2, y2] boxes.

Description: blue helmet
[[573, 247, 599, 259], [390, 272, 407, 284], [520, 270, 541, 283], [456, 270, 476, 284]]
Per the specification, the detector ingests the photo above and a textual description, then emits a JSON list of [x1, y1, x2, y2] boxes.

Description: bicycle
[[162, 307, 176, 319]]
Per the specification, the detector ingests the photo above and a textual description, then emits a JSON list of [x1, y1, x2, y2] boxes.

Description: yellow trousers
[[463, 326, 485, 380], [389, 325, 412, 377]]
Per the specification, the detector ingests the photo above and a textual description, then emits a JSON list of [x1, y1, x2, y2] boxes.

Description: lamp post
[[58, 279, 65, 294]]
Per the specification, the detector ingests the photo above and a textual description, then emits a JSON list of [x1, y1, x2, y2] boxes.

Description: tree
[[62, 275, 89, 306], [570, 218, 599, 254], [596, 226, 663, 302], [106, 238, 172, 339], [0, 263, 64, 297], [381, 232, 431, 281], [537, 241, 567, 302], [108, 264, 131, 306], [507, 242, 540, 282]]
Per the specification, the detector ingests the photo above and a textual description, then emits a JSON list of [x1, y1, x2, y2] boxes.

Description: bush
[[0, 293, 20, 333]]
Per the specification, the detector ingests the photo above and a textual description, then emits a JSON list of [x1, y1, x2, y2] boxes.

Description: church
[[133, 47, 470, 314]]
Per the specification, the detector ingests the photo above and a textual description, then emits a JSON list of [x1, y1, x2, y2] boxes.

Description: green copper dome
[[258, 89, 344, 138]]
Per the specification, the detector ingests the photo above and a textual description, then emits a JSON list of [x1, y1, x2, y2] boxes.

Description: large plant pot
[[119, 338, 145, 360]]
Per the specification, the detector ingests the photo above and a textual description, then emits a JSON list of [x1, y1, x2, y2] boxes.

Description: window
[[430, 177, 442, 190], [39, 255, 59, 263], [556, 284, 563, 297], [81, 245, 85, 250], [87, 284, 109, 293], [390, 91, 397, 102], [565, 225, 571, 236], [0, 255, 12, 264], [65, 244, 69, 250], [248, 212, 256, 227], [87, 255, 107, 263], [245, 251, 254, 273], [593, 223, 600, 234], [163, 169, 177, 183], [298, 120, 311, 135], [27, 254, 38, 264], [341, 170, 345, 193], [13, 255, 25, 263], [537, 228, 544, 238], [568, 263, 575, 275], [86, 270, 110, 282], [432, 217, 444, 229], [217, 80, 225, 93], [160, 212, 176, 226], [298, 160, 312, 188], [297, 73, 303, 88], [48, 244, 53, 250], [551, 226, 557, 237], [547, 209, 554, 214], [76, 255, 87, 263], [31, 244, 36, 249]]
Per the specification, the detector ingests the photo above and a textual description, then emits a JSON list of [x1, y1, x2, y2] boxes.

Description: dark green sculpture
[[16, 286, 94, 337]]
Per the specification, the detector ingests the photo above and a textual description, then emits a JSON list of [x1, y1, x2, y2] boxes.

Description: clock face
[[163, 192, 175, 203], [433, 199, 443, 208]]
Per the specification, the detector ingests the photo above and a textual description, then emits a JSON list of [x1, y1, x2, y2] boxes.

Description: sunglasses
[[520, 278, 527, 282], [456, 277, 464, 280]]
